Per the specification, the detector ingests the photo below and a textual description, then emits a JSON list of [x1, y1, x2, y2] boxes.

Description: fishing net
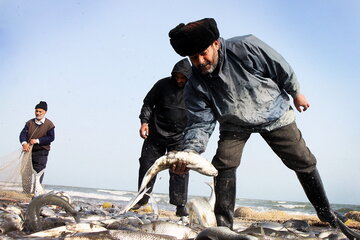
[[0, 146, 36, 194]]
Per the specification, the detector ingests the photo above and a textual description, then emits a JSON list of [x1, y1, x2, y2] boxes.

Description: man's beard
[[198, 53, 218, 75], [199, 62, 217, 75], [36, 115, 44, 120], [177, 82, 186, 88]]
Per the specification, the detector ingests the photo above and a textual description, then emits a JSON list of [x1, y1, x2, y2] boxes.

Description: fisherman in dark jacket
[[19, 101, 55, 187], [168, 18, 347, 228], [133, 58, 192, 216]]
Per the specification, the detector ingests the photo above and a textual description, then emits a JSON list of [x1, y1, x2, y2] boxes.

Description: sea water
[[45, 184, 360, 216]]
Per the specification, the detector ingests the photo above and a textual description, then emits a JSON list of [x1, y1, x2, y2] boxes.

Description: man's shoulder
[[154, 76, 172, 88], [225, 35, 271, 52], [225, 34, 258, 43], [44, 119, 55, 128], [157, 76, 171, 83], [26, 118, 35, 124], [224, 35, 270, 58]]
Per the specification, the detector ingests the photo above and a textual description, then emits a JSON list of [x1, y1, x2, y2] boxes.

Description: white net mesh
[[0, 146, 38, 194]]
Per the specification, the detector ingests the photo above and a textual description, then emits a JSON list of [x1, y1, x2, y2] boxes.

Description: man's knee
[[283, 150, 317, 173]]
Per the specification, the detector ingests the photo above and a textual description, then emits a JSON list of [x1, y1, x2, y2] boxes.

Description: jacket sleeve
[[245, 35, 300, 98], [19, 124, 28, 143], [38, 127, 55, 145], [183, 82, 216, 154], [139, 81, 160, 124]]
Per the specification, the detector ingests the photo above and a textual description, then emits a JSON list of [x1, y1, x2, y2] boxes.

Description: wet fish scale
[[65, 230, 178, 240], [139, 221, 198, 239], [0, 212, 23, 234]]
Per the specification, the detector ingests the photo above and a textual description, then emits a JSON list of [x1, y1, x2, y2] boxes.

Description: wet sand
[[0, 190, 33, 203]]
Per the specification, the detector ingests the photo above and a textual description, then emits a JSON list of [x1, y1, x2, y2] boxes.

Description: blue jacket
[[183, 35, 299, 153]]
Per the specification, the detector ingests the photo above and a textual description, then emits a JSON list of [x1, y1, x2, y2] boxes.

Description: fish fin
[[32, 169, 46, 196], [205, 181, 215, 210], [148, 192, 159, 218], [260, 226, 265, 236], [120, 187, 151, 214]]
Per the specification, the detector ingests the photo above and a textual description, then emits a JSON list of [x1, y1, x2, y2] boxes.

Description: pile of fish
[[0, 191, 360, 239], [1, 152, 359, 239]]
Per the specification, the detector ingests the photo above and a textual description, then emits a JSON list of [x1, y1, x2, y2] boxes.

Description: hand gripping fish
[[121, 151, 218, 214]]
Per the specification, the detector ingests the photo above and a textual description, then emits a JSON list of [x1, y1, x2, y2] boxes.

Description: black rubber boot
[[296, 169, 342, 227], [176, 205, 189, 217], [214, 170, 236, 230]]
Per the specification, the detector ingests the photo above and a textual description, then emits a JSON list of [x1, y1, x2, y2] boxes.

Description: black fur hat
[[35, 101, 47, 111], [169, 18, 219, 57]]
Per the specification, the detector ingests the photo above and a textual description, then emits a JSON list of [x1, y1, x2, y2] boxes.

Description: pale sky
[[1, 0, 359, 205]]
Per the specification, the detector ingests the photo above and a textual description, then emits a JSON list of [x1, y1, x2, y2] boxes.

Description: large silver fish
[[29, 223, 107, 238], [0, 212, 23, 234], [195, 226, 258, 240], [120, 151, 218, 214], [186, 182, 217, 228], [139, 220, 198, 239], [139, 151, 218, 193], [64, 229, 179, 240], [24, 192, 79, 233], [121, 151, 217, 214]]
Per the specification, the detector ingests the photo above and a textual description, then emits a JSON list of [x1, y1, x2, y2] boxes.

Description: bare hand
[[22, 143, 30, 152], [139, 123, 149, 139], [29, 139, 38, 145], [293, 94, 310, 112], [170, 160, 189, 175]]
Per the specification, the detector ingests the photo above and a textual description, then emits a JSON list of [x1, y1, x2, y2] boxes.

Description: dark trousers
[[138, 136, 189, 206], [32, 149, 49, 183], [212, 122, 317, 228]]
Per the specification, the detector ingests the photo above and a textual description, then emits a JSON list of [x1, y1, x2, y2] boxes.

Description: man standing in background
[[133, 59, 192, 217], [20, 101, 55, 186]]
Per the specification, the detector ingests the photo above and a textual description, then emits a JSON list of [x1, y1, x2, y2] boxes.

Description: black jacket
[[139, 59, 192, 141]]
